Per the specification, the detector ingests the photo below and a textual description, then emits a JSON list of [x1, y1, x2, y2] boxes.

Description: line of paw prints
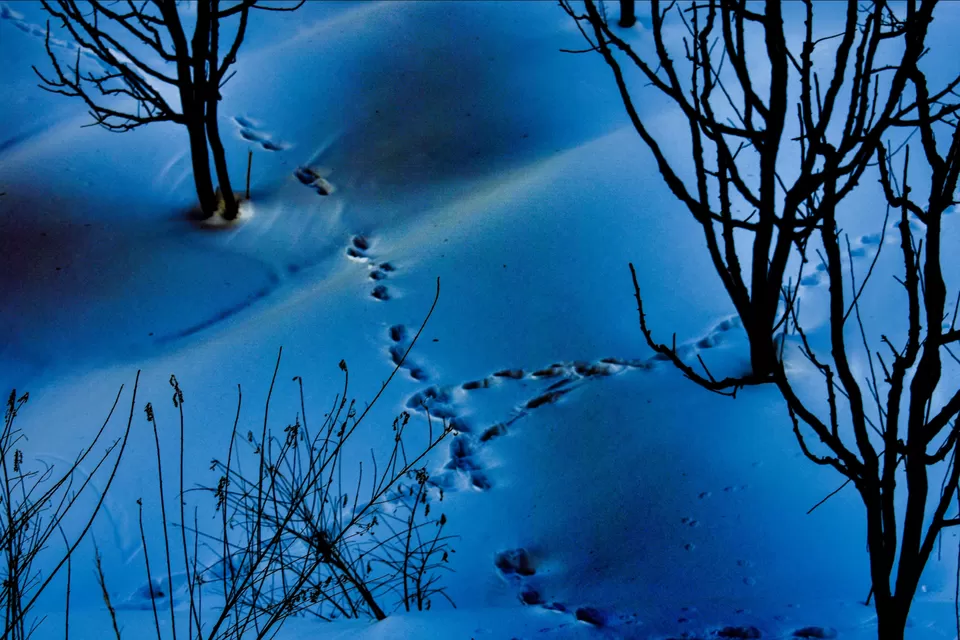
[[387, 322, 845, 640], [388, 323, 429, 382], [681, 494, 753, 578], [2, 4, 103, 67], [391, 314, 745, 495], [345, 235, 396, 301], [665, 622, 838, 639], [492, 547, 639, 631], [232, 115, 288, 152], [792, 217, 960, 335], [493, 548, 840, 639], [798, 217, 930, 289]]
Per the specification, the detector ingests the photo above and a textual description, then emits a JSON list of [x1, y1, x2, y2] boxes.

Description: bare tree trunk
[[186, 114, 218, 215], [875, 597, 909, 640], [618, 0, 636, 27], [863, 499, 906, 640], [160, 1, 218, 217], [190, 0, 220, 219], [206, 106, 238, 218], [871, 564, 916, 640], [744, 305, 777, 378], [206, 0, 239, 219]]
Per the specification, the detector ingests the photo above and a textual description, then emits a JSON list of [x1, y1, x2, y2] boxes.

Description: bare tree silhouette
[[618, 0, 636, 28], [33, 0, 303, 220], [562, 0, 934, 385], [562, 1, 960, 638]]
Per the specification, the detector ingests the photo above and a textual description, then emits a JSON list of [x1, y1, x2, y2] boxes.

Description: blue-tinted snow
[[1, 1, 959, 638]]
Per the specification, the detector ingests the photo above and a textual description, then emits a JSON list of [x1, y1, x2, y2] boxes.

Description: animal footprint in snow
[[573, 361, 618, 377], [345, 235, 370, 260], [462, 377, 492, 391], [479, 423, 507, 442], [428, 435, 490, 491], [1, 3, 24, 20], [716, 626, 762, 639], [406, 385, 458, 420], [493, 548, 566, 612], [388, 324, 429, 381], [694, 316, 742, 350], [371, 284, 390, 301], [525, 386, 574, 410], [494, 547, 543, 605], [799, 227, 892, 289], [575, 606, 613, 627], [233, 115, 289, 152], [2, 5, 104, 68], [294, 165, 335, 195], [345, 236, 397, 300], [369, 262, 395, 296], [531, 364, 565, 379], [494, 548, 536, 578], [636, 315, 743, 373], [792, 628, 837, 639], [123, 578, 170, 608], [402, 382, 489, 488]]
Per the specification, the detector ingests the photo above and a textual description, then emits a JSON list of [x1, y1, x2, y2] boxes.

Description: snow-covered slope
[[2, 1, 959, 638]]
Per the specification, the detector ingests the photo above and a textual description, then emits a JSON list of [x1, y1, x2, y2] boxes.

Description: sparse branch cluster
[[0, 283, 451, 639], [0, 379, 137, 640], [563, 0, 938, 390], [121, 283, 451, 640], [206, 368, 454, 628], [35, 1, 182, 131], [564, 1, 960, 638], [33, 0, 303, 219]]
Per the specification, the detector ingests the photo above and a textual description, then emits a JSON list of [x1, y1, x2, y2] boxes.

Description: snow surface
[[1, 1, 960, 638]]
